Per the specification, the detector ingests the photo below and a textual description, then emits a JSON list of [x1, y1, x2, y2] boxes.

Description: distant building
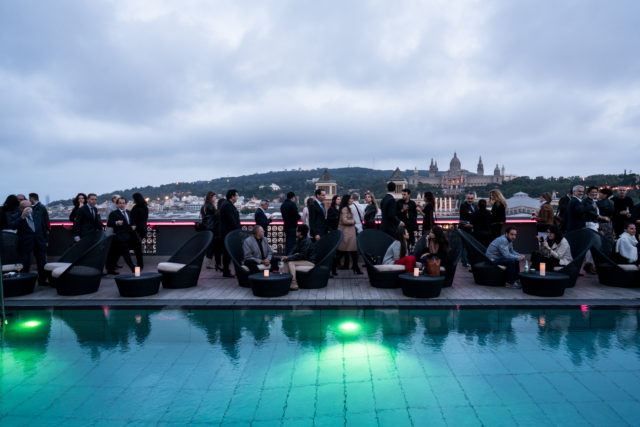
[[315, 169, 337, 197], [505, 192, 540, 217], [388, 167, 408, 195], [408, 152, 505, 195]]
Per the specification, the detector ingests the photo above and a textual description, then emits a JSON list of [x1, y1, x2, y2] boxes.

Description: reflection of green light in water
[[23, 320, 41, 328], [338, 321, 361, 334]]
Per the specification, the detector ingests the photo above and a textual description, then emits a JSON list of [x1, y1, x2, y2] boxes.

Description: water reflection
[[3, 308, 640, 365], [1, 309, 52, 374]]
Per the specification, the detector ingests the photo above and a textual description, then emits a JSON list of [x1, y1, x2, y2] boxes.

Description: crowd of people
[[2, 183, 639, 291]]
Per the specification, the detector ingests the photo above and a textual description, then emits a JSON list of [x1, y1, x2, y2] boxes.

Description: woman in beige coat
[[337, 194, 363, 274]]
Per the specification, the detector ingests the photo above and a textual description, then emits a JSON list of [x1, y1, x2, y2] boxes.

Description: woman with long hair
[[327, 195, 341, 231], [0, 194, 20, 230], [382, 225, 416, 273], [533, 192, 554, 235], [363, 192, 378, 229], [337, 194, 362, 274], [200, 191, 218, 269], [489, 189, 507, 241], [301, 197, 314, 234], [531, 225, 572, 270], [420, 191, 436, 235], [69, 193, 87, 223], [417, 225, 450, 269], [130, 192, 149, 269]]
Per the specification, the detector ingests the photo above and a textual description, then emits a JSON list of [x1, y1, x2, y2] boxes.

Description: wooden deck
[[5, 257, 640, 308]]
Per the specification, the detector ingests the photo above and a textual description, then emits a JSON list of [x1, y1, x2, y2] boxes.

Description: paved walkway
[[5, 258, 640, 308]]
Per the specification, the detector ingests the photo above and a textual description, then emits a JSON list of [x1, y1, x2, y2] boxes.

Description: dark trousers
[[106, 239, 135, 272], [490, 223, 504, 241], [222, 234, 232, 274], [19, 241, 47, 285], [244, 258, 279, 275], [493, 257, 520, 284], [284, 227, 297, 255], [131, 235, 144, 268], [205, 232, 215, 259]]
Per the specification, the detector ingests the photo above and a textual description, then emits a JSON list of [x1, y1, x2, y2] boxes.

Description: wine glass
[[15, 264, 23, 274]]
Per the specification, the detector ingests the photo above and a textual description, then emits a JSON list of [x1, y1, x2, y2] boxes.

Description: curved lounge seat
[[224, 229, 253, 288], [558, 229, 599, 288], [54, 235, 113, 296], [457, 230, 507, 287], [44, 230, 104, 282], [591, 245, 640, 288], [358, 229, 404, 288], [159, 231, 213, 289], [297, 230, 343, 289], [1, 230, 20, 272]]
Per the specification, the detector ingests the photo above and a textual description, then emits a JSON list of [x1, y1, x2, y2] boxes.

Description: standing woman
[[420, 191, 436, 235], [489, 189, 507, 241], [213, 198, 225, 271], [131, 192, 149, 269], [533, 192, 554, 237], [363, 192, 378, 229], [327, 195, 341, 231], [201, 191, 217, 269], [337, 194, 363, 274], [69, 193, 87, 223], [301, 197, 313, 234], [0, 195, 20, 230]]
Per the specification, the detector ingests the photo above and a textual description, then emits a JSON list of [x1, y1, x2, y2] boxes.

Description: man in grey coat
[[242, 226, 276, 274], [486, 226, 525, 289]]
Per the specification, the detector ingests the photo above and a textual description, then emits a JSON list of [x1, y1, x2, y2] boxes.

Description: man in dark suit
[[280, 192, 301, 255], [612, 187, 634, 237], [105, 197, 136, 274], [10, 200, 49, 284], [396, 188, 417, 247], [309, 189, 328, 241], [255, 200, 272, 231], [29, 193, 50, 232], [380, 182, 403, 236], [459, 191, 476, 267], [566, 185, 594, 232], [73, 193, 102, 242], [220, 189, 241, 277]]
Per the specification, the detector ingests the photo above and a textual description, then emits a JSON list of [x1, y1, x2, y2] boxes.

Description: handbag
[[426, 257, 441, 277]]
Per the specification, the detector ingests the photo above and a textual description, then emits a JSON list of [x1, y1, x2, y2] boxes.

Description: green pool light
[[23, 320, 41, 328], [338, 321, 361, 333]]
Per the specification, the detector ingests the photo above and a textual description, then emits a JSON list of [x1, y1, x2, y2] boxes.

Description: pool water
[[1, 308, 640, 426]]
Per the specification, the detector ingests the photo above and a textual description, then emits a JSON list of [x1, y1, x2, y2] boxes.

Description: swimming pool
[[1, 308, 640, 426]]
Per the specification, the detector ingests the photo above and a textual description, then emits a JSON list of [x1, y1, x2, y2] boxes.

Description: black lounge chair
[[591, 244, 640, 288], [224, 229, 254, 288], [54, 235, 114, 296], [44, 230, 104, 283], [159, 231, 213, 289], [296, 230, 343, 289], [1, 230, 20, 272], [558, 229, 599, 288], [357, 229, 405, 288], [413, 231, 462, 287], [457, 230, 507, 287]]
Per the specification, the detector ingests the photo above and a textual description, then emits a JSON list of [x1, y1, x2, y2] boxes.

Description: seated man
[[485, 226, 525, 289], [615, 223, 638, 265], [242, 225, 276, 274], [281, 224, 316, 290]]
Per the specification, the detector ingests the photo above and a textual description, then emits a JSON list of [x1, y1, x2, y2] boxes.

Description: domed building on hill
[[408, 153, 505, 195]]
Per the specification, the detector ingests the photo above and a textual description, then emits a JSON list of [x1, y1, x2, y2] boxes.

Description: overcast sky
[[2, 0, 639, 201]]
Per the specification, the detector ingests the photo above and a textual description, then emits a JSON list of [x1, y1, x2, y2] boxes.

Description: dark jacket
[[597, 198, 614, 220], [10, 210, 48, 247], [327, 206, 340, 231], [459, 202, 475, 233], [309, 200, 328, 238], [219, 199, 240, 237], [280, 199, 300, 229], [566, 196, 593, 232], [471, 208, 492, 246], [613, 195, 634, 232], [364, 204, 377, 229], [491, 203, 506, 224], [287, 236, 315, 263], [31, 202, 50, 231], [73, 204, 102, 238], [0, 207, 19, 230], [254, 208, 271, 231], [380, 194, 399, 236], [201, 202, 216, 231], [397, 199, 417, 231], [131, 204, 149, 238], [422, 203, 435, 232], [107, 209, 135, 243]]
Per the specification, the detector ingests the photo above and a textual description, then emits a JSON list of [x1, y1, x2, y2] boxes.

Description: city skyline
[[2, 1, 639, 200]]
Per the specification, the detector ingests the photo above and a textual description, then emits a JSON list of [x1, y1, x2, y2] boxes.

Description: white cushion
[[296, 265, 314, 272], [497, 265, 506, 271], [2, 264, 19, 272], [618, 264, 640, 272], [44, 262, 72, 272], [553, 266, 564, 272], [374, 264, 406, 272], [52, 265, 72, 278], [241, 264, 269, 272], [157, 262, 186, 273], [440, 266, 446, 272]]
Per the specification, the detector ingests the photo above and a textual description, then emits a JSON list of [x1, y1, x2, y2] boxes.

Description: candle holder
[[264, 270, 270, 277], [540, 263, 546, 276], [413, 268, 419, 277], [134, 266, 141, 277]]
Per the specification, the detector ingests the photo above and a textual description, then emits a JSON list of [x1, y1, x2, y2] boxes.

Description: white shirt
[[350, 203, 365, 233], [616, 232, 638, 263]]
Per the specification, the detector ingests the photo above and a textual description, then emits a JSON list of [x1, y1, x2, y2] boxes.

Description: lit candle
[[413, 268, 419, 277], [134, 266, 141, 277], [539, 263, 546, 276], [264, 270, 270, 277]]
